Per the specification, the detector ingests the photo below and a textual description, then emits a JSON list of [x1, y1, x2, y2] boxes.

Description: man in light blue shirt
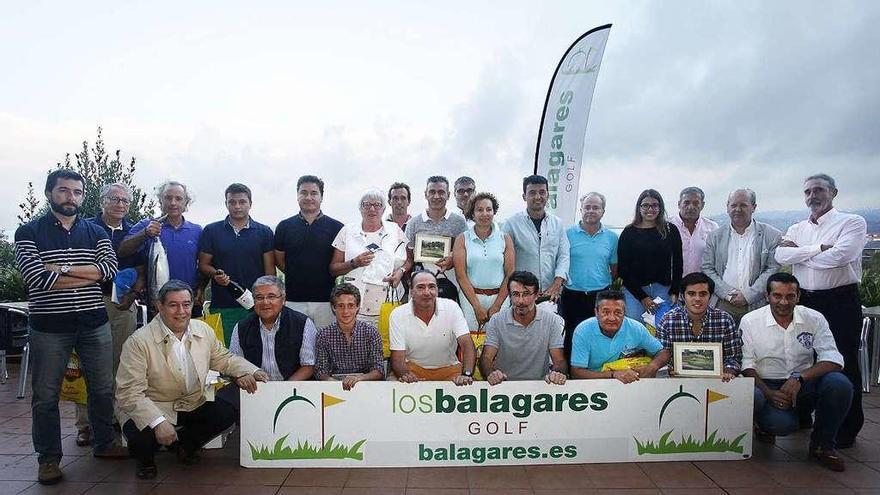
[[570, 290, 670, 384], [560, 192, 618, 358], [501, 175, 569, 302]]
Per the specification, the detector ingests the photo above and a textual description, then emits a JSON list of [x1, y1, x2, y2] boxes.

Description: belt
[[563, 286, 610, 296], [473, 287, 501, 296], [800, 283, 858, 297]]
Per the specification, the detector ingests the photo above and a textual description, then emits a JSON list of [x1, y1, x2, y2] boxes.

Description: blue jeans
[[753, 372, 853, 449], [31, 323, 115, 463], [623, 283, 670, 320]]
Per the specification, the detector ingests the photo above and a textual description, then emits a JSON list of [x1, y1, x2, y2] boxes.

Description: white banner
[[535, 24, 611, 222], [240, 378, 754, 468]]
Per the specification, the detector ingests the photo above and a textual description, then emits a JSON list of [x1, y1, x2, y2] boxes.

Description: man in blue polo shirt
[[560, 192, 618, 359], [570, 290, 670, 383], [274, 175, 343, 330], [198, 183, 275, 345], [119, 180, 203, 316]]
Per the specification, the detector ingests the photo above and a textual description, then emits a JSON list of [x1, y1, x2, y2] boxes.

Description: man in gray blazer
[[702, 189, 782, 323]]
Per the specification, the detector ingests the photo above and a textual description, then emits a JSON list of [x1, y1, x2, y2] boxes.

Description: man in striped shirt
[[14, 170, 128, 485]]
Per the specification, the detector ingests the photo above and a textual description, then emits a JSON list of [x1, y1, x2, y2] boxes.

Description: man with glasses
[[480, 271, 568, 384], [198, 183, 275, 345], [73, 183, 147, 447], [219, 276, 318, 410], [453, 176, 476, 218], [274, 175, 343, 329]]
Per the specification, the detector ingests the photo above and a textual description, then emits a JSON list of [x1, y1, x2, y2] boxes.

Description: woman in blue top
[[453, 192, 515, 330]]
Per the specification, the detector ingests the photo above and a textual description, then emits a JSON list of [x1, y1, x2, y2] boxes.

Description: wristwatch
[[462, 370, 473, 378], [789, 371, 804, 384], [60, 264, 71, 274]]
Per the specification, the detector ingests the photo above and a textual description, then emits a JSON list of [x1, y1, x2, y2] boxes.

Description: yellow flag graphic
[[707, 390, 729, 404], [322, 393, 345, 409]]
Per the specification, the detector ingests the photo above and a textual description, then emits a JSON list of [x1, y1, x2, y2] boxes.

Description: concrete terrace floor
[[2, 362, 880, 495]]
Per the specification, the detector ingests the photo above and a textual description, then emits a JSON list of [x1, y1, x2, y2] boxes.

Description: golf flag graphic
[[705, 389, 729, 440], [321, 393, 345, 447], [322, 393, 345, 408]]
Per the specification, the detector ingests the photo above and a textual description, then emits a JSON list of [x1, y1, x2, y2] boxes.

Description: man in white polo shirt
[[741, 272, 852, 472], [389, 270, 476, 384]]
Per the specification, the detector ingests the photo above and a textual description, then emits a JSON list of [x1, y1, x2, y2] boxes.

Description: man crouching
[[116, 280, 269, 479]]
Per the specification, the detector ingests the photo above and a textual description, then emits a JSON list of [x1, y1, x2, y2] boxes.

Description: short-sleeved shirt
[[570, 317, 664, 371], [566, 223, 618, 292], [483, 308, 564, 380], [198, 216, 274, 309], [87, 215, 146, 295], [274, 213, 343, 302], [404, 210, 468, 251], [389, 298, 470, 368], [128, 217, 202, 288]]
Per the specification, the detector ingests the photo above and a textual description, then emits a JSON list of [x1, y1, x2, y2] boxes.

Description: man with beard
[[479, 271, 568, 384], [775, 173, 867, 448], [15, 170, 127, 485]]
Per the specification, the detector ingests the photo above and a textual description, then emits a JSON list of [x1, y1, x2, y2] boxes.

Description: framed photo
[[413, 234, 451, 263], [672, 342, 723, 377]]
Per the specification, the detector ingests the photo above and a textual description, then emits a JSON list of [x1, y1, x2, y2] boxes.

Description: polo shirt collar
[[503, 306, 542, 327], [577, 222, 606, 236], [163, 216, 191, 231], [297, 211, 324, 223], [423, 209, 451, 222], [408, 299, 439, 318], [225, 215, 252, 231]]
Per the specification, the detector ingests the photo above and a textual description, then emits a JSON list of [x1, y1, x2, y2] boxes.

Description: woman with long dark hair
[[617, 189, 683, 320]]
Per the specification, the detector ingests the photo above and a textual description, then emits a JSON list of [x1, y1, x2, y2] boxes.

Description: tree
[[17, 126, 156, 224], [0, 230, 27, 301]]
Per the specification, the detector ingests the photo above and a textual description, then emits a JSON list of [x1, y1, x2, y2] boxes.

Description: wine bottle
[[227, 280, 255, 310]]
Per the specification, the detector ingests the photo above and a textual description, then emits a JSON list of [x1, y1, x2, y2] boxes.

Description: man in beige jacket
[[116, 280, 269, 479]]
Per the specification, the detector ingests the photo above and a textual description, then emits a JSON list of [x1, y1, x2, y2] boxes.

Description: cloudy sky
[[1, 1, 877, 233]]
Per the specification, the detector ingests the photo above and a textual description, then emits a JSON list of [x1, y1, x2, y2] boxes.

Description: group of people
[[13, 168, 867, 483]]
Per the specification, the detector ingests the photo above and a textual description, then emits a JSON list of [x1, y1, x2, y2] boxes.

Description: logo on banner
[[248, 389, 367, 462], [560, 47, 600, 75], [634, 385, 747, 456]]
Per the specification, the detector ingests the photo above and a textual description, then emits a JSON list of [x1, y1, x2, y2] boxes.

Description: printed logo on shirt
[[620, 348, 648, 360], [796, 332, 814, 350]]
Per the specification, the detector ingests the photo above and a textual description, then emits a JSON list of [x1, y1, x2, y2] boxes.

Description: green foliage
[[248, 435, 366, 461], [860, 256, 880, 307], [634, 429, 746, 455], [17, 126, 156, 225], [0, 231, 27, 302]]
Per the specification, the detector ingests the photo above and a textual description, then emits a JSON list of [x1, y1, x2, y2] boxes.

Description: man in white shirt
[[775, 173, 867, 447], [389, 270, 476, 384], [669, 186, 718, 277], [741, 273, 852, 472], [116, 280, 269, 480], [702, 189, 782, 323]]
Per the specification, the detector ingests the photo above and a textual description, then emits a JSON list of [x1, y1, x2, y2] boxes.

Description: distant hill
[[708, 208, 880, 234]]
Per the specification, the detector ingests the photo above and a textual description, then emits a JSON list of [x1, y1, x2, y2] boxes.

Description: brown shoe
[[810, 447, 846, 472], [75, 428, 91, 447], [93, 443, 129, 459], [38, 461, 63, 485]]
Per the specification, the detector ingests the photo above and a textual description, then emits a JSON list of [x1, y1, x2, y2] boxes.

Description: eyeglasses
[[106, 196, 131, 205], [361, 202, 383, 210], [255, 294, 282, 303], [639, 204, 660, 211]]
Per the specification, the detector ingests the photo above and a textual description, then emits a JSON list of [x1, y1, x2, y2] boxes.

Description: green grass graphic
[[634, 429, 746, 455], [249, 434, 366, 461]]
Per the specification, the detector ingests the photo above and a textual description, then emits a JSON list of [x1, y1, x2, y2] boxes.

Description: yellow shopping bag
[[457, 331, 486, 380], [197, 312, 225, 344], [378, 287, 400, 358], [601, 356, 653, 372], [59, 352, 87, 405]]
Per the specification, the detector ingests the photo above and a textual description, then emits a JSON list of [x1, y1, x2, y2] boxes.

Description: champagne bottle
[[227, 280, 255, 310]]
